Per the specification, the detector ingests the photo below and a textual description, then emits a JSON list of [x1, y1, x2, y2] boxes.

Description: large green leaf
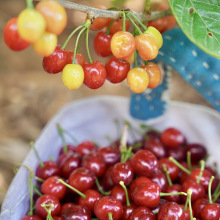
[[168, 0, 220, 58]]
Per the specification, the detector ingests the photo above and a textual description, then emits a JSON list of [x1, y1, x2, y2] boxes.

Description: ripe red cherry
[[110, 185, 129, 205], [129, 206, 156, 220], [82, 152, 106, 177], [59, 144, 76, 156], [75, 141, 97, 157], [4, 17, 30, 51], [109, 20, 130, 35], [192, 198, 209, 219], [101, 166, 115, 191], [121, 203, 137, 220], [60, 202, 75, 216], [94, 196, 123, 220], [150, 169, 168, 192], [62, 205, 91, 220], [68, 167, 95, 192], [131, 150, 159, 178], [41, 176, 67, 200], [185, 143, 207, 163], [36, 161, 60, 180], [105, 56, 130, 84], [68, 51, 86, 66], [83, 61, 106, 89], [161, 128, 185, 148], [201, 203, 220, 220], [166, 146, 186, 162], [111, 162, 134, 186], [164, 184, 182, 203], [21, 216, 42, 220], [157, 202, 185, 220], [42, 45, 69, 74], [94, 31, 112, 57], [129, 176, 152, 193], [35, 194, 60, 218]]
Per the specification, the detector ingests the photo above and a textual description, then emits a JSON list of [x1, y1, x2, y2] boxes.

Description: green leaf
[[111, 0, 129, 6], [168, 0, 220, 58]]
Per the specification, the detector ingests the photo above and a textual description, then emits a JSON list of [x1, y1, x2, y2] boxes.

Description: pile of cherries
[[4, 0, 166, 93], [21, 124, 220, 220]]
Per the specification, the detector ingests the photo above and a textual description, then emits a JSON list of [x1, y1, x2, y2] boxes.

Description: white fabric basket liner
[[1, 95, 220, 219]]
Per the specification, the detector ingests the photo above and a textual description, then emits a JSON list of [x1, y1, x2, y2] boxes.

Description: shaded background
[[0, 0, 213, 207]]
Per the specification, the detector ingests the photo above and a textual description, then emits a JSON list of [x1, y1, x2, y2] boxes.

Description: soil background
[[0, 0, 213, 208]]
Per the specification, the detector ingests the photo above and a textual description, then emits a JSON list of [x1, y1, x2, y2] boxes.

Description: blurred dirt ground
[[0, 0, 213, 208]]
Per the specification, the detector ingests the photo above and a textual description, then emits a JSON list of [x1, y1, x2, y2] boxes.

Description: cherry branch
[[35, 0, 172, 22]]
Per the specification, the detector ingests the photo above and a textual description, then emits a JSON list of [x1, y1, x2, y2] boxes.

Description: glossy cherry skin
[[161, 128, 185, 148], [129, 206, 156, 220], [42, 45, 69, 74], [62, 205, 91, 220], [75, 141, 97, 157], [129, 176, 152, 193], [201, 203, 220, 220], [181, 179, 205, 203], [144, 138, 166, 159], [68, 167, 95, 192], [131, 182, 160, 208], [59, 144, 76, 156], [166, 146, 186, 162], [82, 152, 106, 177], [111, 162, 134, 186], [41, 176, 67, 200], [52, 217, 64, 220], [98, 146, 121, 167], [157, 202, 185, 220], [4, 17, 30, 51], [67, 51, 86, 66], [110, 185, 128, 205], [109, 20, 130, 35], [121, 203, 137, 220], [105, 56, 130, 84], [101, 166, 115, 191], [131, 150, 159, 178], [94, 196, 123, 220], [185, 143, 207, 163], [164, 184, 182, 203], [179, 205, 193, 220], [35, 194, 60, 218], [150, 169, 168, 192], [94, 31, 112, 57], [83, 61, 106, 89], [36, 161, 60, 180], [158, 158, 180, 182], [192, 198, 209, 219], [60, 202, 75, 216], [78, 189, 101, 213], [21, 216, 42, 220], [58, 152, 81, 178]]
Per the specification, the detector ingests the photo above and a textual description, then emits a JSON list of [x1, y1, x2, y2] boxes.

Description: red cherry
[[4, 17, 30, 51], [83, 61, 107, 89], [94, 31, 112, 57], [128, 206, 156, 220], [59, 144, 76, 156], [35, 194, 60, 218], [21, 216, 42, 220], [121, 203, 137, 220], [164, 184, 182, 203], [60, 202, 75, 216], [201, 203, 220, 220], [62, 205, 91, 220], [100, 166, 115, 191], [42, 45, 69, 74], [186, 143, 207, 163], [105, 56, 130, 84], [110, 185, 128, 205], [68, 167, 95, 192], [192, 198, 209, 219], [150, 169, 168, 192], [166, 146, 186, 162], [129, 176, 152, 193], [179, 205, 193, 220], [41, 176, 67, 200], [67, 51, 86, 66], [75, 141, 97, 157], [94, 196, 123, 220], [131, 182, 160, 208]]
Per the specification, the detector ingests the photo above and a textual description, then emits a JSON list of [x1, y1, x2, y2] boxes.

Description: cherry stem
[[144, 60, 149, 65], [30, 141, 44, 168], [34, 176, 44, 183], [76, 29, 86, 53], [187, 189, 193, 220], [163, 164, 173, 186], [28, 172, 34, 215], [144, 0, 151, 14], [213, 182, 220, 198], [119, 181, 131, 206], [134, 49, 138, 68], [26, 0, 34, 9], [61, 25, 84, 50], [33, 185, 42, 196], [107, 7, 122, 11], [122, 12, 126, 32], [169, 157, 191, 175], [125, 14, 142, 35], [57, 124, 68, 154], [73, 26, 87, 64], [106, 19, 114, 35], [86, 21, 93, 64], [208, 176, 215, 204], [58, 179, 86, 199], [196, 160, 205, 184], [187, 151, 192, 171], [95, 178, 110, 196], [41, 203, 54, 220], [108, 213, 113, 220], [127, 11, 147, 32], [184, 191, 189, 211], [160, 192, 187, 197], [120, 125, 128, 163], [139, 124, 161, 134]]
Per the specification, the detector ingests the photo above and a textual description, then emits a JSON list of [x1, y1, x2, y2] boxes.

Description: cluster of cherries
[[21, 124, 220, 220], [4, 0, 168, 94]]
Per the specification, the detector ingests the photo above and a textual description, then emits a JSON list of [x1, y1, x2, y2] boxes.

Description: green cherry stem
[[163, 164, 173, 186], [58, 179, 86, 198], [119, 125, 128, 163], [187, 189, 194, 220], [76, 28, 86, 53], [95, 178, 111, 196], [196, 160, 205, 184], [122, 11, 126, 32], [30, 141, 44, 168], [125, 14, 142, 35], [213, 182, 220, 198], [107, 7, 122, 11], [187, 151, 192, 171], [28, 172, 34, 215], [26, 0, 34, 9], [85, 20, 93, 63], [41, 203, 54, 220], [108, 213, 113, 220], [33, 185, 43, 196], [119, 181, 131, 206], [144, 0, 151, 14], [127, 11, 147, 32], [73, 26, 87, 64], [208, 176, 215, 204], [160, 192, 187, 197], [184, 191, 189, 211], [139, 124, 161, 134], [169, 157, 191, 175], [106, 19, 114, 35], [213, 185, 220, 203], [56, 124, 68, 154], [61, 25, 84, 50]]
